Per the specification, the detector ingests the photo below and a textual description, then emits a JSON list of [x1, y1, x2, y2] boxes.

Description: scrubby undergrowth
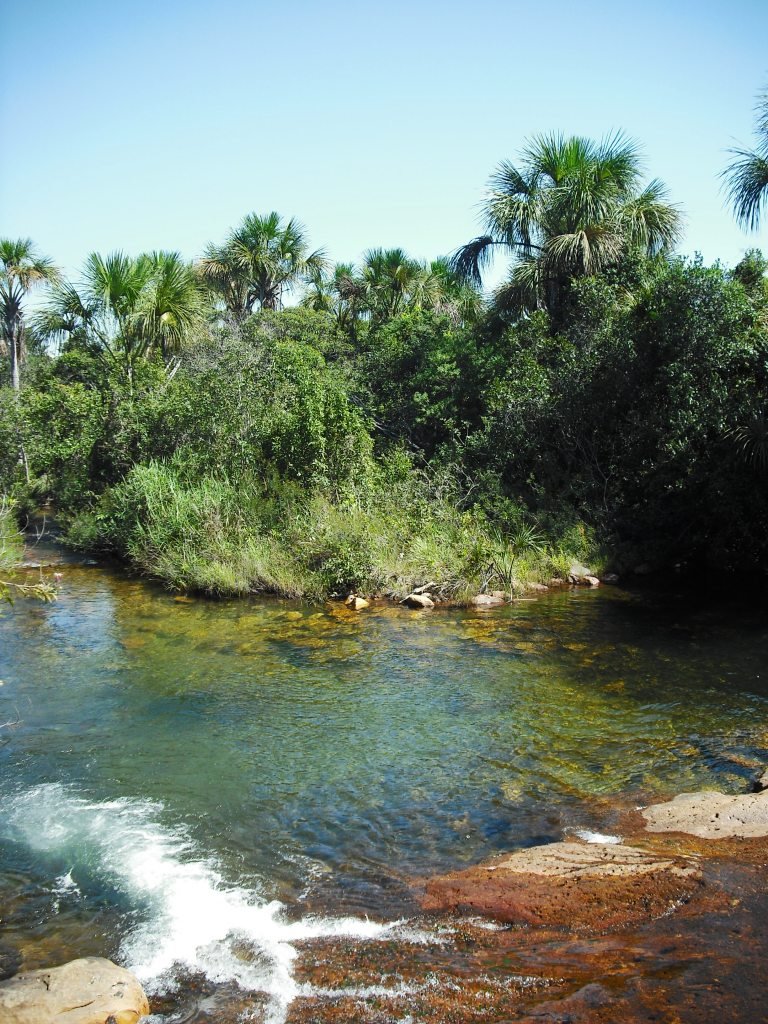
[[66, 460, 604, 601]]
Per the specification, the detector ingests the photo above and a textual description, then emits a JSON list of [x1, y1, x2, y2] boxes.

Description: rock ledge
[[642, 788, 768, 838]]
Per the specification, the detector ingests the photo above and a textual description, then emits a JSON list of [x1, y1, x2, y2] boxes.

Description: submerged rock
[[402, 593, 435, 609], [422, 841, 701, 930], [0, 944, 21, 982], [642, 789, 768, 838], [0, 957, 149, 1024]]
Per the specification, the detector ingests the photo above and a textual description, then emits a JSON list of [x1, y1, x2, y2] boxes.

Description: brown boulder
[[0, 957, 149, 1024], [344, 594, 369, 610], [422, 841, 701, 931]]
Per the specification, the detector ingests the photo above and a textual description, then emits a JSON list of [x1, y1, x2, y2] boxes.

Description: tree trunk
[[10, 331, 20, 391]]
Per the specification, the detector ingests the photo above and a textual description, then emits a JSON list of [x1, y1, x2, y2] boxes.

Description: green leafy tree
[[722, 88, 768, 230], [453, 133, 681, 324], [199, 212, 326, 318], [0, 238, 59, 390]]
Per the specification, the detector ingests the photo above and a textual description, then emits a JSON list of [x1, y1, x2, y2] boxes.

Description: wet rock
[[568, 562, 594, 584], [402, 593, 434, 609], [422, 841, 701, 931], [344, 594, 369, 611], [471, 594, 505, 607], [0, 957, 149, 1024], [642, 789, 768, 838], [752, 768, 768, 792], [583, 575, 600, 587]]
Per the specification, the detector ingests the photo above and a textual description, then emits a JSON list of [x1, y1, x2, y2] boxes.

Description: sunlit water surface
[[1, 553, 767, 1021]]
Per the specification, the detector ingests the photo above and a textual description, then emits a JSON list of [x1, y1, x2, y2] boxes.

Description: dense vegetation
[[2, 127, 767, 601]]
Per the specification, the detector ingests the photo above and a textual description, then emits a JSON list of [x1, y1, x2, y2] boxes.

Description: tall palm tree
[[722, 89, 768, 231], [0, 238, 59, 390], [37, 251, 203, 384], [452, 133, 681, 322], [198, 212, 327, 318]]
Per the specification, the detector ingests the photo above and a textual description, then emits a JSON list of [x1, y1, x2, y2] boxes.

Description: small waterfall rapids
[[1, 783, 420, 1023]]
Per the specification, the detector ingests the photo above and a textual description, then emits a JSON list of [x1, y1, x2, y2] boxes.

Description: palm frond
[[722, 149, 768, 231], [449, 235, 497, 287]]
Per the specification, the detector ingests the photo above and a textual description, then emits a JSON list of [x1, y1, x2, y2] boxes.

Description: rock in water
[[401, 593, 435, 609], [471, 594, 505, 607], [0, 957, 149, 1024], [642, 789, 768, 838], [422, 841, 701, 930], [344, 594, 369, 610]]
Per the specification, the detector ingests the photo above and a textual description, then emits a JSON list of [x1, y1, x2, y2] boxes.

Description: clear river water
[[1, 541, 768, 1022]]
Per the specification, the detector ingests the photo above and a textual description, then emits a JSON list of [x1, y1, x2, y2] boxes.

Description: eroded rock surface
[[422, 841, 701, 930], [0, 957, 149, 1024], [642, 789, 768, 838]]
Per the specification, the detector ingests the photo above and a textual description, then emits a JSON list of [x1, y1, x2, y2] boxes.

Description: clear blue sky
[[2, 0, 767, 287]]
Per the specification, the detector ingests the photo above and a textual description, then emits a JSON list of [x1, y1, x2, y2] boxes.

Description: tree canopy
[[452, 133, 681, 323]]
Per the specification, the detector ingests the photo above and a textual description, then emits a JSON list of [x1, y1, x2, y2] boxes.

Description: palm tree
[[198, 212, 327, 318], [360, 247, 427, 322], [722, 89, 768, 231], [452, 133, 681, 322], [135, 252, 203, 360], [0, 238, 59, 390], [302, 251, 483, 331], [37, 251, 203, 384]]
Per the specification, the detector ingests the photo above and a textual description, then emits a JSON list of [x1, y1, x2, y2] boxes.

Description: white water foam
[[571, 829, 622, 844], [2, 783, 427, 1024]]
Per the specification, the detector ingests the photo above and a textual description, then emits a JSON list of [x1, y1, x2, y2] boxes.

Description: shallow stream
[[1, 540, 767, 1021]]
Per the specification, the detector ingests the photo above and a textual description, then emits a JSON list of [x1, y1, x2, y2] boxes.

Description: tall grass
[[67, 460, 605, 601]]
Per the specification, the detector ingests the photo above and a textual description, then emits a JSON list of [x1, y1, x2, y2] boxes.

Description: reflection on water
[[1, 555, 767, 1019]]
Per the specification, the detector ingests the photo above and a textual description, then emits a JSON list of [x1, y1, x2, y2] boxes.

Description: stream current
[[1, 545, 768, 1021]]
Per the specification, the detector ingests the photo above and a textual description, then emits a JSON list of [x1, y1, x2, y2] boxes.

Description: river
[[1, 539, 767, 1022]]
